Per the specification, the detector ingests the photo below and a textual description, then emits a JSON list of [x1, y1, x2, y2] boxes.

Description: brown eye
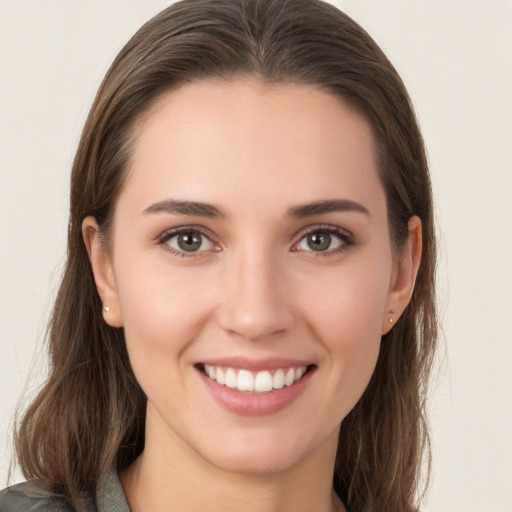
[[295, 228, 349, 254], [165, 230, 215, 253], [306, 232, 332, 252], [177, 232, 202, 251]]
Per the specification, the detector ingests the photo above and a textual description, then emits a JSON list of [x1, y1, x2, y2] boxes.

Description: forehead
[[121, 78, 384, 220]]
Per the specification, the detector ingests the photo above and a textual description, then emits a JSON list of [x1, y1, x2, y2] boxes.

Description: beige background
[[1, 1, 511, 510]]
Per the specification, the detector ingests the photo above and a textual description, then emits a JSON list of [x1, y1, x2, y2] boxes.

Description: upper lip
[[197, 356, 315, 372]]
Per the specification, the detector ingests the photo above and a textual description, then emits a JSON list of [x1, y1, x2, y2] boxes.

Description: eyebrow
[[287, 199, 370, 218], [142, 199, 228, 219], [142, 198, 369, 220]]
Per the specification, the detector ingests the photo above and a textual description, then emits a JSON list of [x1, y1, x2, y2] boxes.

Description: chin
[[196, 425, 332, 477], [204, 446, 303, 476]]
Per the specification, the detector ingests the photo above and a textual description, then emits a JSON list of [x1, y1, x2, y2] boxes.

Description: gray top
[[0, 470, 131, 512]]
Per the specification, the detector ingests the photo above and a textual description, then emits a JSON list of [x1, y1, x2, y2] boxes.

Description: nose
[[215, 250, 296, 342]]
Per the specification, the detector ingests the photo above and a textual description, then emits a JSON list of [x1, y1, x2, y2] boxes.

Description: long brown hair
[[15, 1, 437, 510]]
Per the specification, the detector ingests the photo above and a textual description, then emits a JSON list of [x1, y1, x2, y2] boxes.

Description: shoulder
[[0, 480, 95, 512]]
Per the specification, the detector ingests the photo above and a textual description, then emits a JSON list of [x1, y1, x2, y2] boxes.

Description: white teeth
[[237, 370, 254, 391], [215, 367, 225, 385], [225, 368, 237, 388], [206, 365, 215, 379], [284, 368, 295, 386], [254, 371, 273, 393], [272, 369, 285, 389], [203, 364, 309, 393]]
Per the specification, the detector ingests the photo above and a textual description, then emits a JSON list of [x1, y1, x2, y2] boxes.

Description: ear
[[382, 216, 422, 335], [82, 216, 123, 327]]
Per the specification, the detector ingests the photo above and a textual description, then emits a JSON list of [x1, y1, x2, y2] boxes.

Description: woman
[[1, 0, 437, 510]]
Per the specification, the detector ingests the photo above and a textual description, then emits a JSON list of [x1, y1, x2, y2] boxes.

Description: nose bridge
[[216, 242, 294, 341]]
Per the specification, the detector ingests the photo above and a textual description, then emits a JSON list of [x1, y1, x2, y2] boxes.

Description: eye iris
[[177, 232, 202, 251], [307, 232, 331, 251]]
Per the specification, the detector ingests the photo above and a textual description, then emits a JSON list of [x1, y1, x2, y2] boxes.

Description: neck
[[119, 407, 345, 512]]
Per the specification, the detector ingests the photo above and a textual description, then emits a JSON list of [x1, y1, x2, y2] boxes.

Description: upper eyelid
[[157, 225, 216, 243], [293, 223, 353, 241]]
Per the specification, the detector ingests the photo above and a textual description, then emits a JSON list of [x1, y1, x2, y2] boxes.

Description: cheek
[[113, 253, 218, 367], [112, 258, 223, 425], [300, 253, 391, 339], [297, 256, 391, 407]]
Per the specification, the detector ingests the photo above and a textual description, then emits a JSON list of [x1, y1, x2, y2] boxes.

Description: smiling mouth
[[196, 364, 316, 393]]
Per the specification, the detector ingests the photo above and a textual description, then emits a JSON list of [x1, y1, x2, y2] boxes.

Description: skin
[[83, 78, 421, 512]]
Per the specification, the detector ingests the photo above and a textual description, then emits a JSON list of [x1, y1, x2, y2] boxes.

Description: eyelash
[[292, 224, 355, 258], [157, 224, 355, 258], [157, 226, 217, 258]]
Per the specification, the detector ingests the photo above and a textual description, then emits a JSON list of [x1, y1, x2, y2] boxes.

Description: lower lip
[[198, 368, 314, 416]]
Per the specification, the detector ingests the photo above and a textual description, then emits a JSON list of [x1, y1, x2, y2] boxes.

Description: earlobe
[[82, 216, 123, 328], [382, 216, 422, 335]]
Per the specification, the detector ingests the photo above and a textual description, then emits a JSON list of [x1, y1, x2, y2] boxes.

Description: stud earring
[[103, 306, 110, 313], [388, 309, 396, 324]]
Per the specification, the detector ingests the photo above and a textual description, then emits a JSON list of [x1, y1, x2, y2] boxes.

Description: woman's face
[[87, 78, 414, 475]]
